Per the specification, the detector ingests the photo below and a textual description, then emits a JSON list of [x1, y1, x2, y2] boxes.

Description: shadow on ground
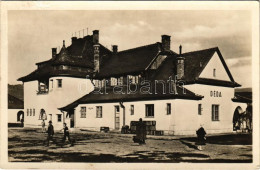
[[180, 134, 252, 145], [8, 130, 252, 163]]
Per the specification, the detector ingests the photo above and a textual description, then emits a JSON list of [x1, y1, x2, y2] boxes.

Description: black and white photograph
[[1, 1, 259, 169]]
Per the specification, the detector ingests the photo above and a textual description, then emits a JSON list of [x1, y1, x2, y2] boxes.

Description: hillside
[[8, 84, 24, 101]]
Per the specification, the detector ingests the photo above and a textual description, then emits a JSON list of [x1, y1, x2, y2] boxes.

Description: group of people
[[41, 118, 207, 150], [41, 120, 72, 146]]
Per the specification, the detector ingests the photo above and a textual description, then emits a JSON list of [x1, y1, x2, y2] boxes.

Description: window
[[57, 79, 62, 88], [128, 75, 133, 84], [167, 103, 171, 115], [198, 104, 202, 115], [110, 77, 117, 86], [115, 106, 120, 112], [117, 77, 123, 86], [33, 109, 35, 116], [39, 109, 47, 120], [80, 107, 86, 118], [145, 104, 154, 117], [128, 75, 139, 84], [27, 109, 29, 116], [212, 105, 219, 121], [30, 109, 32, 116], [57, 114, 62, 122], [130, 105, 134, 115], [96, 106, 102, 118], [50, 79, 53, 88], [213, 68, 216, 77]]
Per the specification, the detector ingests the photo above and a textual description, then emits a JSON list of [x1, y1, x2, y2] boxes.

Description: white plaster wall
[[199, 52, 231, 81], [24, 76, 94, 130], [75, 99, 179, 134], [184, 84, 238, 134], [8, 109, 23, 123], [173, 100, 199, 135], [72, 84, 242, 135]]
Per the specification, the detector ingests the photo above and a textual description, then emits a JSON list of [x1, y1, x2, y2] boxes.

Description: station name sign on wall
[[210, 90, 222, 97]]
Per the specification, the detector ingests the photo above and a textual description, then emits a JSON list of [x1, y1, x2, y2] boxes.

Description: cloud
[[226, 57, 252, 88], [7, 10, 252, 85]]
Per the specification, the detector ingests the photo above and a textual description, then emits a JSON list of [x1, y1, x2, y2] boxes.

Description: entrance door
[[115, 105, 120, 130], [70, 112, 75, 128]]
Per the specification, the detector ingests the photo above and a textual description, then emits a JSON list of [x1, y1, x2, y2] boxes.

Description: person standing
[[62, 123, 72, 146], [41, 120, 46, 133], [196, 125, 206, 151], [136, 118, 146, 145], [46, 120, 54, 146], [21, 118, 24, 127]]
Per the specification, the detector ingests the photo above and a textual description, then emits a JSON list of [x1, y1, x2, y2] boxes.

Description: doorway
[[70, 112, 75, 128], [17, 111, 24, 122], [115, 105, 120, 130]]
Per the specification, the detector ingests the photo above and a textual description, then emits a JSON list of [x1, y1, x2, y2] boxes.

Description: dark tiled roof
[[95, 43, 162, 78], [8, 94, 24, 109], [151, 47, 240, 87], [18, 36, 112, 82], [18, 63, 90, 81], [59, 84, 203, 111], [232, 88, 252, 103]]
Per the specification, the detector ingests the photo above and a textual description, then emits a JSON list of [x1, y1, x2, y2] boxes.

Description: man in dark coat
[[135, 118, 146, 145], [196, 125, 206, 150], [62, 123, 72, 145], [46, 120, 54, 146]]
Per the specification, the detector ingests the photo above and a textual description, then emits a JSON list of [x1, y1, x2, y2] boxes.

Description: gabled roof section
[[95, 43, 162, 78], [151, 47, 240, 87]]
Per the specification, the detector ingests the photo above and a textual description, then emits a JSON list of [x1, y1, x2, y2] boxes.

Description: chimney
[[63, 40, 66, 47], [71, 37, 77, 44], [52, 48, 57, 59], [93, 30, 99, 44], [112, 45, 118, 54], [161, 35, 171, 51], [176, 45, 185, 79], [156, 42, 161, 52], [93, 44, 100, 73]]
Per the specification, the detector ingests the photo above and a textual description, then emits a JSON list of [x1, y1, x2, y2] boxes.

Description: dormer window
[[37, 80, 49, 94], [111, 77, 117, 86], [150, 55, 167, 69], [117, 77, 123, 86], [213, 68, 216, 77], [128, 75, 140, 84]]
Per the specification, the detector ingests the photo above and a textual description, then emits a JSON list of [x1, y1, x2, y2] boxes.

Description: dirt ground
[[8, 128, 252, 163]]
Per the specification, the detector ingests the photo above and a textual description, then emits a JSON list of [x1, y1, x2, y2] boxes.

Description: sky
[[8, 10, 252, 87]]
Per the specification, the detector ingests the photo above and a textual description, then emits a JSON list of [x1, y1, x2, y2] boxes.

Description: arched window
[[39, 109, 47, 120]]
